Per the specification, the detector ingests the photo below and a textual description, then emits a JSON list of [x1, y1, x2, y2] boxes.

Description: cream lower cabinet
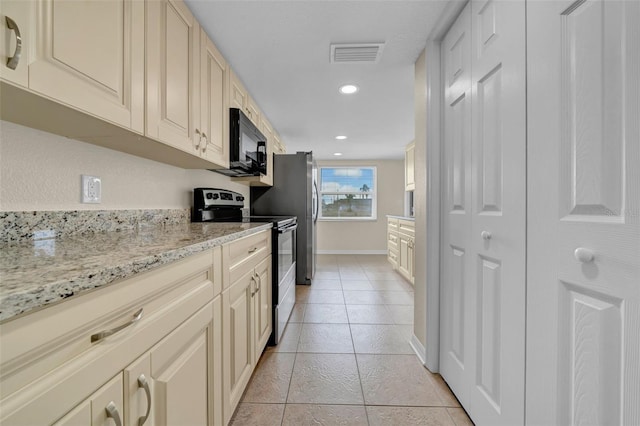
[[222, 230, 272, 424], [0, 249, 222, 426], [387, 217, 415, 285]]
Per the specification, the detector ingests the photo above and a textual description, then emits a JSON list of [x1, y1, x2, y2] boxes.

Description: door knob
[[574, 247, 595, 263], [481, 231, 492, 240]]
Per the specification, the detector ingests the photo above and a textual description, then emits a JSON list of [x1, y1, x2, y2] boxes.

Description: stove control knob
[[236, 196, 244, 201], [205, 192, 213, 199], [212, 193, 219, 200]]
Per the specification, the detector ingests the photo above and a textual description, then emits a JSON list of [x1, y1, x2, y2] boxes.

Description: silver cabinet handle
[[574, 247, 595, 263], [105, 401, 123, 426], [91, 308, 143, 343], [250, 276, 257, 297], [253, 272, 262, 293], [202, 132, 207, 153], [248, 247, 257, 254], [137, 374, 151, 426], [5, 16, 22, 70], [194, 129, 201, 149]]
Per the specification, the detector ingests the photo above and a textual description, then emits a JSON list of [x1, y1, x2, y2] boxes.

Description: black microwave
[[212, 108, 267, 177]]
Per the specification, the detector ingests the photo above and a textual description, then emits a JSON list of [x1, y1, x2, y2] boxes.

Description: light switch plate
[[81, 175, 101, 203]]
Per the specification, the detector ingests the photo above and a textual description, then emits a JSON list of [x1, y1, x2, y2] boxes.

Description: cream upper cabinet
[[273, 132, 287, 154], [0, 1, 32, 88], [405, 141, 415, 191], [200, 30, 229, 168], [0, 0, 145, 133], [229, 68, 247, 111], [229, 69, 261, 127], [146, 0, 200, 154]]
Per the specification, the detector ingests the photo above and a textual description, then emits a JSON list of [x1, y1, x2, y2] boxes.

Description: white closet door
[[440, 2, 473, 410], [467, 0, 526, 424], [526, 1, 640, 425], [440, 1, 526, 424]]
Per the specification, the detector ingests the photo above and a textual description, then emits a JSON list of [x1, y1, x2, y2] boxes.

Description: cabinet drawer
[[388, 250, 398, 268], [388, 232, 399, 251], [398, 220, 415, 237], [225, 230, 271, 287], [0, 248, 220, 400], [388, 218, 399, 231]]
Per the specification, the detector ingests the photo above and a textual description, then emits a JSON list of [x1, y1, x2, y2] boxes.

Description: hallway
[[230, 254, 473, 425]]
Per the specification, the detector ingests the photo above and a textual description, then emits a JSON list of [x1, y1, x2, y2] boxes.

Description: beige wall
[[414, 49, 428, 349], [316, 159, 404, 253], [0, 121, 249, 211]]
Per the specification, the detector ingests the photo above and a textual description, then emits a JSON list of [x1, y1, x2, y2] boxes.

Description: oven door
[[277, 223, 297, 280], [272, 222, 297, 345]]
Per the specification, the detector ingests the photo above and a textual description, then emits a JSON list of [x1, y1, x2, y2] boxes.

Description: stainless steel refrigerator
[[250, 152, 318, 284]]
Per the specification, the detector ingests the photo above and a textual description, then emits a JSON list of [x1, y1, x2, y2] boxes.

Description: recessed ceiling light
[[338, 84, 359, 94], [334, 152, 343, 156], [335, 135, 347, 140]]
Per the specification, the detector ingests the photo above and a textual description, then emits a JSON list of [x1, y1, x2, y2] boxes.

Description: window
[[319, 166, 377, 220]]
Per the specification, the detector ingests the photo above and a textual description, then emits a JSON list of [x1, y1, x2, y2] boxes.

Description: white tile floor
[[230, 254, 474, 426]]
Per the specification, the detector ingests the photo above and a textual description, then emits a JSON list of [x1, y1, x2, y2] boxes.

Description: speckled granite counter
[[0, 222, 272, 323], [386, 215, 415, 221]]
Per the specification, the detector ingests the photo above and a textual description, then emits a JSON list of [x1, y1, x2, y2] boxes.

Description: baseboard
[[410, 334, 427, 366], [316, 250, 387, 255]]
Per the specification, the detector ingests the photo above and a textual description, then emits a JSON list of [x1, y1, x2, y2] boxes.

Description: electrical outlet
[[81, 175, 102, 203]]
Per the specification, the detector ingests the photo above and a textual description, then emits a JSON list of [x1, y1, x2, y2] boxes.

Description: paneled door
[[200, 30, 229, 168], [526, 1, 640, 425], [146, 0, 200, 154], [467, 0, 526, 423], [440, 1, 526, 424], [440, 2, 473, 410], [27, 0, 144, 133]]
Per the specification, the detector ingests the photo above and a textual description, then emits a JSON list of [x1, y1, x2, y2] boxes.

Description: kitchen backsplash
[[0, 209, 191, 244]]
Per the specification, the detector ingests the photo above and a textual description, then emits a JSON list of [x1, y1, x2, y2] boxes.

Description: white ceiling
[[185, 0, 451, 160]]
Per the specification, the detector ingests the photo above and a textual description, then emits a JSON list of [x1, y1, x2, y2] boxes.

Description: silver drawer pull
[[248, 247, 258, 254], [202, 132, 208, 153], [91, 308, 143, 343], [5, 16, 22, 70], [137, 374, 151, 426], [105, 401, 122, 426]]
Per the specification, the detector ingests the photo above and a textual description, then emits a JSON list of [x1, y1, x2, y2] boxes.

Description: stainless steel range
[[192, 188, 296, 345]]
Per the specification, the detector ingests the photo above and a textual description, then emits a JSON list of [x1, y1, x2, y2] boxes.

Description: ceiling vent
[[330, 43, 385, 64]]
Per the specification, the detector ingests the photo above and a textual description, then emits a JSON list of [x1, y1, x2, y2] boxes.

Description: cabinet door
[[405, 142, 415, 191], [398, 234, 411, 280], [27, 0, 144, 133], [222, 268, 255, 423], [407, 239, 415, 285], [146, 0, 200, 153], [0, 1, 32, 87], [229, 69, 246, 111], [200, 30, 229, 168], [124, 354, 152, 426], [150, 302, 213, 426], [254, 256, 272, 358], [245, 96, 260, 127], [54, 374, 124, 426]]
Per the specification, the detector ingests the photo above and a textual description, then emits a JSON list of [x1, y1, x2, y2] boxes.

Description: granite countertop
[[0, 222, 273, 323], [386, 215, 415, 221]]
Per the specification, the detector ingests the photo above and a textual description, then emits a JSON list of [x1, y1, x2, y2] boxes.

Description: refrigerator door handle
[[313, 181, 319, 223]]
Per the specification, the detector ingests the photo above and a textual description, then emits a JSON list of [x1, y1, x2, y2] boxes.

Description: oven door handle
[[277, 224, 298, 234]]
